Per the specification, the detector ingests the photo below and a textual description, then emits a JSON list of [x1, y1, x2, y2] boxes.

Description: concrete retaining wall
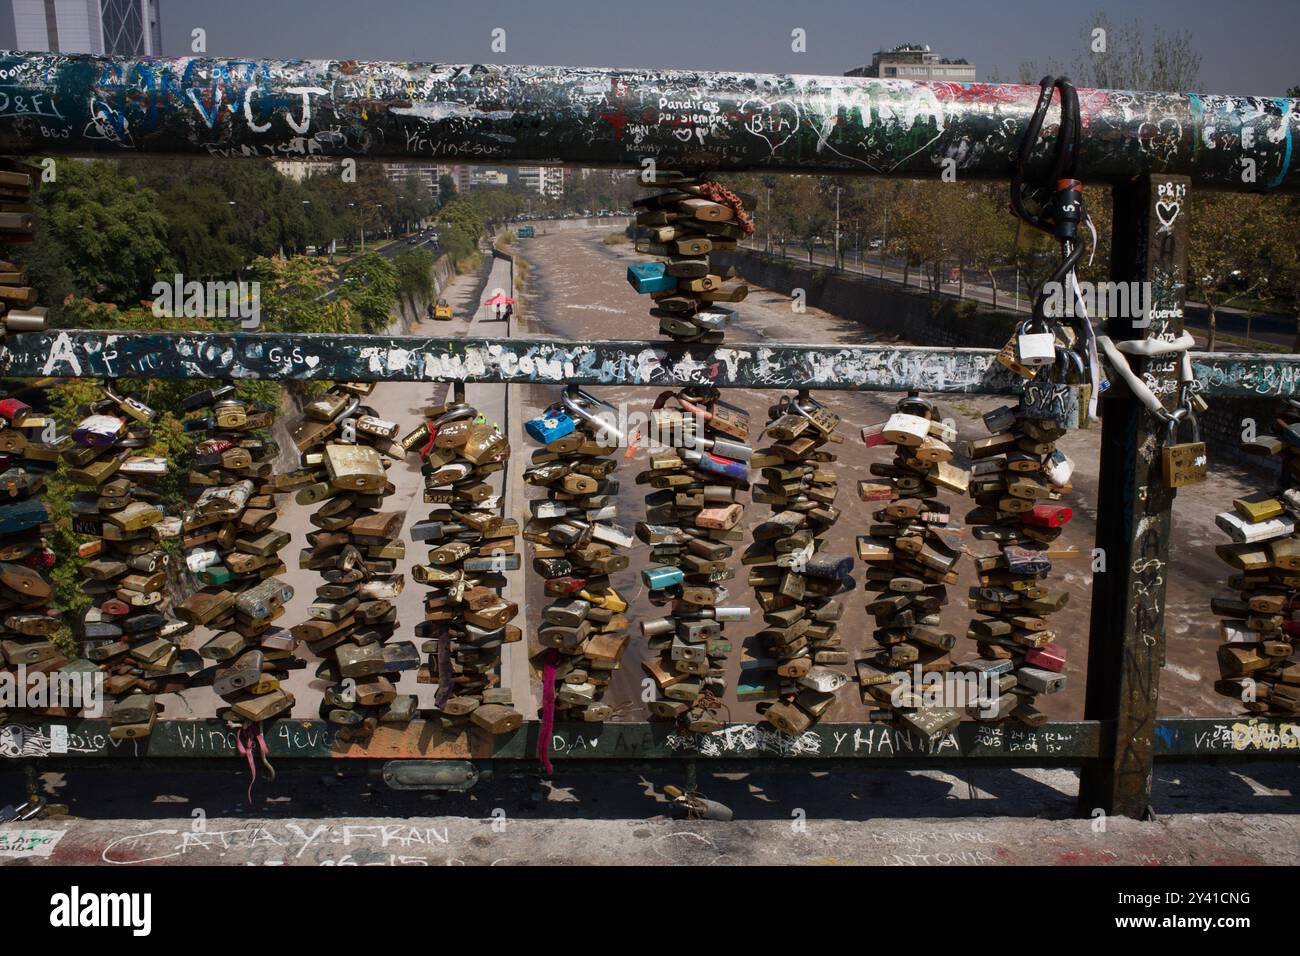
[[717, 248, 1276, 474]]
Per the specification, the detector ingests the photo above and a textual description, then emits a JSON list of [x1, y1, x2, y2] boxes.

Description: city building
[[515, 166, 544, 195], [844, 44, 976, 82], [271, 159, 339, 182], [13, 0, 162, 55], [542, 166, 565, 198], [513, 166, 565, 198], [383, 162, 441, 199]]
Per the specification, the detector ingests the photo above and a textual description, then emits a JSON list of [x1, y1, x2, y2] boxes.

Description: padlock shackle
[[896, 395, 934, 418], [430, 403, 476, 428], [1164, 404, 1200, 443], [562, 385, 625, 443], [331, 395, 361, 423]]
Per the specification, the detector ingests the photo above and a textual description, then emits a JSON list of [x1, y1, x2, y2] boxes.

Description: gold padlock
[[324, 443, 386, 491], [1162, 411, 1207, 487]]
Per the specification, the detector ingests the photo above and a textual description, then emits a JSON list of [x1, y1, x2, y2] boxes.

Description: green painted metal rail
[[5, 330, 1300, 397], [1, 718, 1294, 762], [0, 53, 1296, 190]]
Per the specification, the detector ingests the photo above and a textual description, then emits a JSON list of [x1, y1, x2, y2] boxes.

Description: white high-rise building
[[13, 0, 162, 55], [516, 165, 566, 198]]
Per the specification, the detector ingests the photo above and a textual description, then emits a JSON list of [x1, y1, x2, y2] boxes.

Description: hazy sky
[[1, 0, 1296, 96]]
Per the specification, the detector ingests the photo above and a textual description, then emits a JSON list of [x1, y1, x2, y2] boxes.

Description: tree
[[395, 173, 435, 232], [954, 183, 1017, 308], [26, 160, 171, 305], [1073, 13, 1202, 92], [1260, 195, 1300, 352], [338, 254, 400, 334], [248, 255, 353, 334], [437, 174, 457, 208], [395, 247, 435, 316], [1187, 194, 1271, 351]]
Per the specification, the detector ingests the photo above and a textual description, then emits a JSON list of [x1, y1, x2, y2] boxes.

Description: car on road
[[433, 299, 452, 320]]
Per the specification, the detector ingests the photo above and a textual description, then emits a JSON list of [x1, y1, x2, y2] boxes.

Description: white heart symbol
[[305, 355, 320, 369], [1156, 201, 1180, 228]]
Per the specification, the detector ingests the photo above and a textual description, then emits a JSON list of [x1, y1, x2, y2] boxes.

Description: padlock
[[525, 406, 575, 444], [1162, 410, 1208, 487], [627, 261, 678, 294], [1015, 318, 1058, 367], [1019, 348, 1085, 429], [882, 413, 932, 446], [642, 566, 685, 590], [561, 387, 625, 445], [324, 443, 386, 491]]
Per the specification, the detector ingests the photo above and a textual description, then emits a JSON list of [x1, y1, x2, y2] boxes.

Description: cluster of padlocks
[[744, 391, 851, 734], [525, 386, 630, 723], [412, 396, 521, 735], [1211, 400, 1300, 716], [855, 398, 966, 738], [0, 164, 58, 730], [622, 175, 759, 729], [0, 396, 64, 715], [181, 384, 296, 727], [635, 387, 750, 727], [288, 383, 412, 737], [0, 160, 47, 337], [71, 384, 187, 737], [962, 392, 1075, 725], [627, 172, 752, 342]]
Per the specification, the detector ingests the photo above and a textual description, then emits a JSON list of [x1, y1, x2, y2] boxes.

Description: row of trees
[[15, 157, 441, 318], [727, 16, 1300, 350]]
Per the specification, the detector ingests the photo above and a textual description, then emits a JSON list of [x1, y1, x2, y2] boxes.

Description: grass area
[[1221, 293, 1295, 316], [1205, 332, 1292, 353]]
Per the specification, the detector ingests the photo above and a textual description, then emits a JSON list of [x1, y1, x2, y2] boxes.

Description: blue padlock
[[627, 261, 677, 294], [641, 565, 685, 590], [525, 406, 576, 444]]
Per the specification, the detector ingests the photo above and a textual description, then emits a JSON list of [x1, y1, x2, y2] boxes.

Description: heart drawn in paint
[[305, 355, 320, 369], [1155, 200, 1180, 229]]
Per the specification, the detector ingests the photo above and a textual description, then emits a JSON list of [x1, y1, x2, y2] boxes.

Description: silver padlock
[[562, 386, 625, 444], [1015, 318, 1058, 367]]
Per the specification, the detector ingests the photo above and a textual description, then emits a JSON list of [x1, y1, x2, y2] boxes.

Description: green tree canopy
[[27, 159, 171, 305]]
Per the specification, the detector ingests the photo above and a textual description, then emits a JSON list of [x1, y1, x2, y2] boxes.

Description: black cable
[[1011, 76, 1089, 328]]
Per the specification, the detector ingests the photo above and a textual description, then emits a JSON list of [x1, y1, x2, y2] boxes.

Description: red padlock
[[544, 576, 589, 597], [0, 398, 31, 422], [1023, 503, 1072, 527], [100, 598, 131, 616], [861, 422, 889, 447], [1026, 643, 1066, 672]]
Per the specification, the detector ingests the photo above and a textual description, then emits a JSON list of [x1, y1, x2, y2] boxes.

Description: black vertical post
[[1079, 174, 1190, 820]]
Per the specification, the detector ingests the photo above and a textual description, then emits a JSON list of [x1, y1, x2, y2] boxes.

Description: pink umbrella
[[483, 293, 516, 306]]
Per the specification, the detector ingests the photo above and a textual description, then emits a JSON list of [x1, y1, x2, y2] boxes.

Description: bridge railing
[[1, 55, 1298, 818]]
